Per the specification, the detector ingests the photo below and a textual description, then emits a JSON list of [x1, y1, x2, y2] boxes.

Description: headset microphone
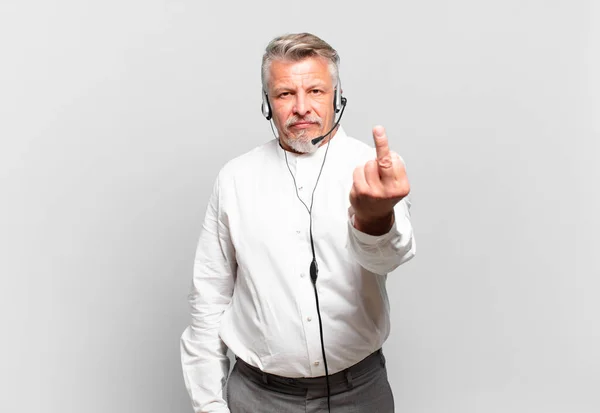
[[310, 97, 347, 146]]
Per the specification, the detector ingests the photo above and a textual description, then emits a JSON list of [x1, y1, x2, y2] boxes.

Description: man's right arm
[[180, 172, 236, 413]]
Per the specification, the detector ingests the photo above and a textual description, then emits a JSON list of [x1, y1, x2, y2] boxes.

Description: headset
[[261, 78, 345, 121]]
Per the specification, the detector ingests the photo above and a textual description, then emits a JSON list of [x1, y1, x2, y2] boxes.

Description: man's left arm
[[347, 125, 416, 275]]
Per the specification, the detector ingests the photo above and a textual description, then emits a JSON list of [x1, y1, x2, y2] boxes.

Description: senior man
[[180, 32, 416, 413]]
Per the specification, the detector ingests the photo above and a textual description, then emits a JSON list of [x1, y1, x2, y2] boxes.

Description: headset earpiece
[[261, 91, 272, 120], [334, 77, 343, 113], [262, 79, 344, 121]]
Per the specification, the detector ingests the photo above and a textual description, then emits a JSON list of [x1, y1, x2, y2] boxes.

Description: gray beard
[[280, 129, 319, 154]]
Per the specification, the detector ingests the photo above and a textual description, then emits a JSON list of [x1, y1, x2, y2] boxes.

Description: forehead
[[268, 57, 332, 88]]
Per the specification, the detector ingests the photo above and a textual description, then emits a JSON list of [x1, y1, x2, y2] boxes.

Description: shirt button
[[307, 316, 312, 322], [299, 186, 304, 191], [300, 273, 305, 278], [314, 361, 320, 366], [296, 230, 301, 234]]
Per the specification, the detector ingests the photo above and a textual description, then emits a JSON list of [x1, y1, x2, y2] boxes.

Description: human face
[[266, 57, 336, 154]]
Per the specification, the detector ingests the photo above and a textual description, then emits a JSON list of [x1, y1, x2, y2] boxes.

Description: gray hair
[[261, 33, 340, 91]]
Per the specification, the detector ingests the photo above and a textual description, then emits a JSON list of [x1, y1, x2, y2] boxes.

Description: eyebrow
[[272, 81, 328, 95]]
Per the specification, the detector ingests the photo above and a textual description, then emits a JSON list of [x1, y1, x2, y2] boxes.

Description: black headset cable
[[283, 140, 332, 412]]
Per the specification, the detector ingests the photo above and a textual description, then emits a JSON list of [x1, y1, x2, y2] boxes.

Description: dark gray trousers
[[225, 350, 395, 413]]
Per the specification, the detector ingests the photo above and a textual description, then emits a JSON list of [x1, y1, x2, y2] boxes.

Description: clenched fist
[[350, 125, 410, 236]]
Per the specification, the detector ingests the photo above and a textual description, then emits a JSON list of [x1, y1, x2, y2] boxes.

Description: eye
[[278, 92, 291, 98], [310, 89, 322, 95]]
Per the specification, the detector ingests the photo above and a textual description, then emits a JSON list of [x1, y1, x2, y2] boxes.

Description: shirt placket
[[293, 155, 326, 377]]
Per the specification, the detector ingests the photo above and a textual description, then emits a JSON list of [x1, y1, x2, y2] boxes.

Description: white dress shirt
[[180, 127, 416, 413]]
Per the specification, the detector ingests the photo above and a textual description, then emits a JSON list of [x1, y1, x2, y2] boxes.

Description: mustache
[[285, 115, 323, 129]]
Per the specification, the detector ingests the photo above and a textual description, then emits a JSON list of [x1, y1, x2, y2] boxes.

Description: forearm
[[347, 200, 416, 275], [180, 254, 234, 413]]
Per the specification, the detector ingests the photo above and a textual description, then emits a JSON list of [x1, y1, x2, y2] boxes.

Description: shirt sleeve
[[180, 171, 236, 413], [346, 194, 416, 276]]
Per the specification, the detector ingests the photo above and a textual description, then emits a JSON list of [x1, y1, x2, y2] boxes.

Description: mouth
[[290, 122, 318, 129]]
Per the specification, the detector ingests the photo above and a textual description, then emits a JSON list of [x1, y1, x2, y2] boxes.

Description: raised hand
[[349, 125, 410, 235]]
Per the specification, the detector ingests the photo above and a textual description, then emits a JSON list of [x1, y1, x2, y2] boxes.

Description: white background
[[1, 1, 599, 412]]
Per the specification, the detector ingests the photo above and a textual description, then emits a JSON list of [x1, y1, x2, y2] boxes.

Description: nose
[[293, 93, 310, 117]]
